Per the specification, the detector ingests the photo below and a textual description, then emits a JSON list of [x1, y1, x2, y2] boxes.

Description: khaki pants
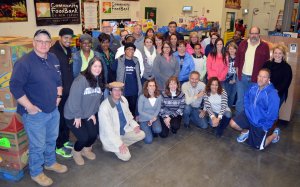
[[115, 130, 145, 161]]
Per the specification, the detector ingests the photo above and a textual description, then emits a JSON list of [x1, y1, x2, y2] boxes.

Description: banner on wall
[[101, 1, 130, 19], [34, 0, 80, 26], [225, 0, 241, 9], [0, 0, 28, 22]]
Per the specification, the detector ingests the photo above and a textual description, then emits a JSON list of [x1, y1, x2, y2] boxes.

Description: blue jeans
[[236, 74, 254, 115], [22, 108, 59, 177], [183, 105, 208, 129], [140, 119, 162, 144], [223, 81, 237, 108], [207, 111, 232, 136]]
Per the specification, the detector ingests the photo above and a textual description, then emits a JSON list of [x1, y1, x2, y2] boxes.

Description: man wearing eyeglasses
[[49, 28, 74, 159], [10, 29, 67, 186], [234, 26, 270, 115]]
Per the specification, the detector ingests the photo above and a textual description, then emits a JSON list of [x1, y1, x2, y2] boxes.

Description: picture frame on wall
[[0, 0, 28, 22], [225, 0, 241, 10]]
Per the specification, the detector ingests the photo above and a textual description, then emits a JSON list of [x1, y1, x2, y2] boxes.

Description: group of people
[[9, 21, 292, 186]]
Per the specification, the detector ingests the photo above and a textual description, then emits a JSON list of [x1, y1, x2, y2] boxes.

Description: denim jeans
[[223, 81, 237, 108], [183, 105, 208, 129], [22, 108, 59, 177], [207, 111, 231, 136], [140, 119, 162, 144], [236, 74, 254, 115]]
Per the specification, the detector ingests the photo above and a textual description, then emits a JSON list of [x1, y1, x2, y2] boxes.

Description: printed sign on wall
[[101, 1, 130, 19], [34, 0, 80, 26]]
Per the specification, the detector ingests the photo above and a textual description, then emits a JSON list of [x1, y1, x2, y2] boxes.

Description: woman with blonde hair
[[263, 43, 292, 107], [186, 31, 203, 55]]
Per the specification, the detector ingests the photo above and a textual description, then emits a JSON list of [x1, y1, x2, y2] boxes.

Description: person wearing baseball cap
[[10, 29, 67, 186], [72, 33, 108, 83], [49, 28, 75, 159], [98, 81, 145, 161]]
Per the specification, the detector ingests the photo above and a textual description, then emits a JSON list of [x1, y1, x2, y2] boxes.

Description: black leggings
[[66, 116, 98, 152], [159, 116, 182, 138]]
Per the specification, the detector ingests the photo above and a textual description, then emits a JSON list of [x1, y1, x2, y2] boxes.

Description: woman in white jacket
[[98, 82, 145, 161]]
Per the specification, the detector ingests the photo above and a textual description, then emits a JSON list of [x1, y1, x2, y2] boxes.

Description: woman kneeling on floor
[[203, 77, 231, 137], [138, 79, 162, 144], [159, 76, 185, 138], [64, 56, 105, 165]]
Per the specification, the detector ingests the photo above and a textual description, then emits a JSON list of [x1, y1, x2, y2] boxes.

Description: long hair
[[143, 79, 160, 98], [165, 76, 181, 96], [82, 56, 105, 89], [210, 38, 227, 65], [205, 77, 222, 96]]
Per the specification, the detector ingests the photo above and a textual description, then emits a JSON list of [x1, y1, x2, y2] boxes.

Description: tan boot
[[45, 162, 68, 173], [81, 147, 96, 160], [72, 149, 84, 165], [31, 173, 53, 186]]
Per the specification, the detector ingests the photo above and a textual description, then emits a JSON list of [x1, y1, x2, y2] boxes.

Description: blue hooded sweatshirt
[[173, 51, 195, 82], [244, 83, 280, 132]]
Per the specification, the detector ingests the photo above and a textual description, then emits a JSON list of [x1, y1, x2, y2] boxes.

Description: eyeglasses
[[163, 46, 170, 49], [35, 40, 51, 45]]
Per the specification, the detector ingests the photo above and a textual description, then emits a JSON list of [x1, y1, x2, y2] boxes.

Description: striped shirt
[[160, 91, 185, 118], [204, 89, 229, 119]]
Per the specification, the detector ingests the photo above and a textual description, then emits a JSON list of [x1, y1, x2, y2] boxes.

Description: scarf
[[144, 46, 156, 66]]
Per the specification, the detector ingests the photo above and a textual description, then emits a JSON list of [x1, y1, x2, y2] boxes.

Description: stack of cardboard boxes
[[0, 36, 32, 181]]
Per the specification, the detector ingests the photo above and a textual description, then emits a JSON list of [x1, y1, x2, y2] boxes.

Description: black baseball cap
[[34, 29, 51, 38]]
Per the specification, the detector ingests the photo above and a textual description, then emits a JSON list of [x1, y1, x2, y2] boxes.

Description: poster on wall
[[225, 0, 241, 9], [82, 0, 99, 30], [0, 0, 28, 22], [34, 0, 80, 26], [101, 1, 130, 20], [145, 7, 156, 24]]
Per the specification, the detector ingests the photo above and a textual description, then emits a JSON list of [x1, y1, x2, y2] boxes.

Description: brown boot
[[31, 173, 53, 186], [72, 149, 84, 165], [81, 147, 96, 160], [45, 162, 68, 173]]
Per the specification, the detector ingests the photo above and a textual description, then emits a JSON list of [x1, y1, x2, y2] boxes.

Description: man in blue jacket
[[229, 68, 280, 150]]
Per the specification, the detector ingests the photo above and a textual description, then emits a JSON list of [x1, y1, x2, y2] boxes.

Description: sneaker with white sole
[[56, 147, 72, 158], [237, 130, 249, 143], [272, 128, 280, 143]]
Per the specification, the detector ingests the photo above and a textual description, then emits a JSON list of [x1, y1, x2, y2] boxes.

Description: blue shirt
[[10, 51, 62, 115], [116, 101, 127, 135], [124, 59, 138, 96]]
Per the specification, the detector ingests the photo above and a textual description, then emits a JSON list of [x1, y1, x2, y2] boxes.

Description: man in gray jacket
[[182, 71, 208, 129]]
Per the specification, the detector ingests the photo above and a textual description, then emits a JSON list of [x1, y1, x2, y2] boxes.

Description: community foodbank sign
[[102, 1, 130, 19], [34, 0, 80, 26]]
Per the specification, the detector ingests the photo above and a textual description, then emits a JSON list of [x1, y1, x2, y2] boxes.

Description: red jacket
[[234, 39, 270, 82]]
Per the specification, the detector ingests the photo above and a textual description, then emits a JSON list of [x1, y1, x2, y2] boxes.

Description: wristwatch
[[57, 95, 62, 98]]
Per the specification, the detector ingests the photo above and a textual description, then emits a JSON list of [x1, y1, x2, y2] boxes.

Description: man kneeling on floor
[[230, 68, 280, 150], [98, 82, 145, 161]]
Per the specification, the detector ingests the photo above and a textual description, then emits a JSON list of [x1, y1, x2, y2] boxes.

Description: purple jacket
[[234, 39, 270, 82]]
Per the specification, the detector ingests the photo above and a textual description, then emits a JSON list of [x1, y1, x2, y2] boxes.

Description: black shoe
[[171, 128, 177, 134]]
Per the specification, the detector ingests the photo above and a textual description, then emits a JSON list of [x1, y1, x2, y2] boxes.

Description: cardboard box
[[0, 147, 28, 170], [0, 112, 22, 128], [0, 88, 17, 112], [0, 128, 28, 152], [0, 36, 27, 44], [0, 42, 33, 74]]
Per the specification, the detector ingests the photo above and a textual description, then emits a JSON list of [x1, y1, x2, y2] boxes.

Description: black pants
[[125, 95, 138, 116], [214, 116, 231, 137], [159, 116, 182, 138], [66, 115, 98, 152], [56, 95, 70, 149]]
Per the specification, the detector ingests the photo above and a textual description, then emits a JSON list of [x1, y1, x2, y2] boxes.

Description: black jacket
[[49, 41, 74, 97]]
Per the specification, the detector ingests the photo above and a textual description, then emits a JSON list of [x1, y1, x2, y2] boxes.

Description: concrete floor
[[1, 106, 300, 187]]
